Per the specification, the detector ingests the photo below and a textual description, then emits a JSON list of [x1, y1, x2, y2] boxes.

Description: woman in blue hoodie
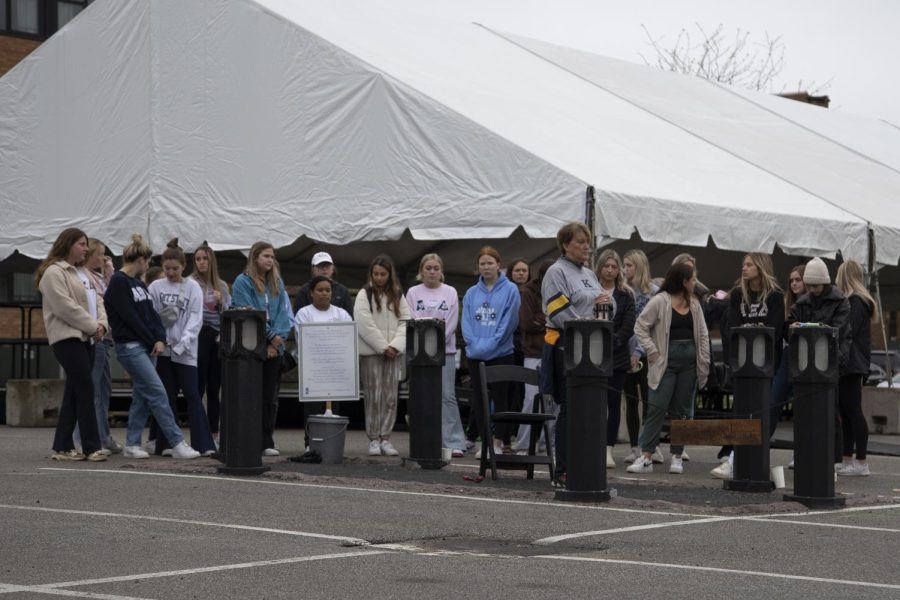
[[462, 246, 521, 457], [231, 241, 293, 456]]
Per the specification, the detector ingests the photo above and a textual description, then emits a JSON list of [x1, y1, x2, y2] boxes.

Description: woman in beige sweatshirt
[[627, 262, 709, 475], [354, 255, 411, 457], [35, 228, 109, 462]]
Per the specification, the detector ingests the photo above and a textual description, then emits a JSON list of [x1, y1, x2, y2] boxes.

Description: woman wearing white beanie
[[787, 256, 851, 465]]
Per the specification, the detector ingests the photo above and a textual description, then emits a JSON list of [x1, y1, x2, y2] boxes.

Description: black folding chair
[[478, 363, 556, 481]]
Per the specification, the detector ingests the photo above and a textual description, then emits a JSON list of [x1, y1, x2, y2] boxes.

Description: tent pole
[[868, 225, 894, 386], [586, 185, 596, 268]]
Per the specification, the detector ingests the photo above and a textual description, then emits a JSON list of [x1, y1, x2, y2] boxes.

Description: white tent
[[0, 0, 896, 268]]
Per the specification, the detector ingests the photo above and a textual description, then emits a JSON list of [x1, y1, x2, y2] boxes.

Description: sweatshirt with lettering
[[406, 283, 459, 354], [461, 273, 520, 361], [541, 256, 602, 344], [104, 271, 166, 351], [148, 277, 204, 366]]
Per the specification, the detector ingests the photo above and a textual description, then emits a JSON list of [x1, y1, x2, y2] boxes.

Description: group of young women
[[40, 224, 876, 481]]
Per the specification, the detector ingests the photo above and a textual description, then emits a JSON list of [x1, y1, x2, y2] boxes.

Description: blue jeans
[[769, 349, 792, 439], [116, 342, 184, 448], [441, 354, 466, 451], [75, 339, 113, 448]]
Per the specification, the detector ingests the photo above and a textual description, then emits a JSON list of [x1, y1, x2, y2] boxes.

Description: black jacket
[[843, 295, 872, 376], [724, 288, 786, 366], [611, 287, 636, 372], [295, 279, 354, 317], [787, 286, 851, 369]]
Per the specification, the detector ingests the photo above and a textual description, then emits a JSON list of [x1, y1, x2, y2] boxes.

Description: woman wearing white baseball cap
[[294, 251, 354, 316]]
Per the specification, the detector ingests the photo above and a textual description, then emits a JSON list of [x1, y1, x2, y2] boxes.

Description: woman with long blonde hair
[[231, 241, 292, 456], [622, 249, 658, 465], [834, 260, 877, 476], [711, 253, 785, 479], [406, 253, 465, 456], [191, 244, 231, 438], [73, 239, 120, 455], [594, 249, 635, 469]]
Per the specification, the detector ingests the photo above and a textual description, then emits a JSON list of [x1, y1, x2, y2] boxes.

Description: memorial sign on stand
[[297, 321, 360, 404]]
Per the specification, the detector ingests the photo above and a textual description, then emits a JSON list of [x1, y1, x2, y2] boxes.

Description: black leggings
[[197, 326, 222, 434], [623, 361, 648, 447], [838, 374, 868, 460], [467, 354, 516, 445]]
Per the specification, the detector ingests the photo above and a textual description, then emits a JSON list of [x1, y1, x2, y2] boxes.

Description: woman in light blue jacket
[[462, 246, 520, 456], [231, 241, 293, 456]]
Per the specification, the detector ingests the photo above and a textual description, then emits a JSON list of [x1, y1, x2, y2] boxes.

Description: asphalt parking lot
[[1, 426, 899, 600]]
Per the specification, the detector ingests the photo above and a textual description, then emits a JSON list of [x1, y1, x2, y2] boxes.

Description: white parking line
[[533, 516, 736, 545], [38, 467, 714, 518], [0, 584, 154, 599], [765, 502, 900, 516], [0, 504, 369, 546], [37, 551, 390, 590], [0, 551, 389, 598], [534, 555, 900, 591], [746, 517, 900, 534]]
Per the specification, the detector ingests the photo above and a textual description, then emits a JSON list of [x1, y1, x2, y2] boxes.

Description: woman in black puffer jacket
[[834, 260, 876, 477], [787, 257, 850, 465]]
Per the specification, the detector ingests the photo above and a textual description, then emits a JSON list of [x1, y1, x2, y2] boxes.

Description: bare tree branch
[[640, 23, 791, 92]]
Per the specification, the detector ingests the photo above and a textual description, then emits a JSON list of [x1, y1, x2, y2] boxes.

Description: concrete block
[[5, 379, 65, 427], [862, 387, 900, 435]]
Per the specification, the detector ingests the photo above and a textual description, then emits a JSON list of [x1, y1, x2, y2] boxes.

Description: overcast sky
[[395, 0, 899, 125]]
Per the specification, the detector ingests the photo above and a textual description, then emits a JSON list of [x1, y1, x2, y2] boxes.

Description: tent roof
[[1, 0, 895, 266], [499, 32, 900, 264]]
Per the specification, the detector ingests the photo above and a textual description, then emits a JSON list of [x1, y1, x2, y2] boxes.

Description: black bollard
[[724, 326, 776, 493], [783, 326, 845, 508], [555, 319, 612, 502], [218, 309, 270, 476], [405, 318, 446, 470]]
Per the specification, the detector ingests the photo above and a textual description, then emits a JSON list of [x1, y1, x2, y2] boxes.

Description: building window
[[10, 0, 39, 35], [57, 0, 86, 29], [12, 272, 38, 303]]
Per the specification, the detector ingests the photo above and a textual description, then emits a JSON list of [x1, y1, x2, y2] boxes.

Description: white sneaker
[[368, 440, 382, 456], [606, 447, 616, 469], [788, 457, 794, 469], [623, 447, 640, 464], [161, 449, 173, 457], [171, 441, 200, 459], [123, 445, 149, 459], [651, 449, 665, 464], [96, 448, 113, 456], [380, 440, 399, 456], [626, 457, 653, 474], [838, 461, 870, 477], [201, 449, 216, 457], [669, 455, 684, 474], [680, 449, 690, 462], [144, 440, 157, 454], [263, 448, 280, 457], [105, 438, 124, 454], [710, 461, 733, 480]]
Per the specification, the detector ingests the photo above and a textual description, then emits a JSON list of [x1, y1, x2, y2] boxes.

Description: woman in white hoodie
[[148, 239, 216, 456], [354, 255, 411, 457]]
